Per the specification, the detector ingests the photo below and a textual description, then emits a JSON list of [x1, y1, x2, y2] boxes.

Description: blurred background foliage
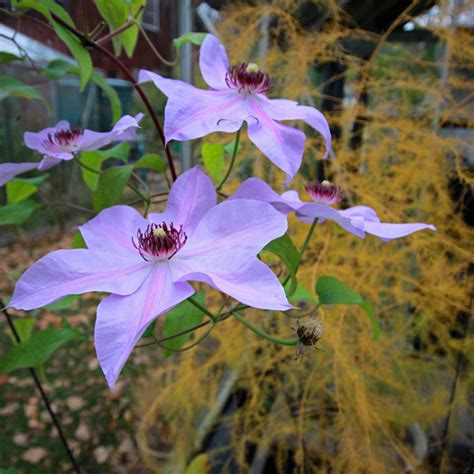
[[133, 1, 473, 473]]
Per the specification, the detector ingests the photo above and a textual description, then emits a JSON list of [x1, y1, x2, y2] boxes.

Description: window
[[142, 0, 160, 32]]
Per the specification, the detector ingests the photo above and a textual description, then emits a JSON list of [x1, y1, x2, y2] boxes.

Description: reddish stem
[[50, 13, 178, 182]]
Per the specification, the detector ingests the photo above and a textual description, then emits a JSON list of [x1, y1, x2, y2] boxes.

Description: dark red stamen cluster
[[305, 180, 343, 205], [132, 222, 187, 261], [42, 127, 81, 152], [225, 63, 271, 95]]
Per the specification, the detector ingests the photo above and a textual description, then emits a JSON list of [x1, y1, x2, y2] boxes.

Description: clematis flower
[[231, 177, 436, 241], [138, 34, 331, 183], [0, 113, 143, 186], [9, 166, 290, 388]]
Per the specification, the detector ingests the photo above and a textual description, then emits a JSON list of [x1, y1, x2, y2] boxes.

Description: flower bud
[[294, 319, 324, 358], [296, 318, 324, 346]]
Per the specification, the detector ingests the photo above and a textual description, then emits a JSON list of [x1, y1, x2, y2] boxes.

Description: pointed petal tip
[[137, 69, 152, 84]]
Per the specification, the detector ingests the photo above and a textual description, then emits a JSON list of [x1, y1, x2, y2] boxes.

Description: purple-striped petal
[[180, 199, 288, 257], [296, 203, 366, 238], [9, 249, 152, 310], [0, 162, 39, 186], [297, 203, 436, 241], [149, 166, 216, 237], [138, 69, 197, 97], [363, 221, 437, 240], [79, 114, 142, 151], [246, 101, 305, 183], [164, 87, 246, 143], [255, 96, 332, 159], [95, 263, 194, 388], [79, 205, 148, 258], [199, 34, 230, 90], [37, 156, 66, 171], [171, 251, 290, 310], [339, 206, 436, 240], [339, 206, 380, 222], [138, 70, 246, 143], [230, 177, 303, 214]]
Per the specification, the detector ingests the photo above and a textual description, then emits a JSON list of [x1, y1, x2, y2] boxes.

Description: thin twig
[[133, 17, 177, 66], [0, 32, 41, 72], [88, 21, 106, 41], [50, 201, 96, 214], [135, 304, 248, 348], [96, 6, 144, 46], [1, 304, 81, 474], [48, 12, 178, 183]]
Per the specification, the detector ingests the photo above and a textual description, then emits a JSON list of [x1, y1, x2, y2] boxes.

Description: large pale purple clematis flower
[[0, 113, 143, 186], [138, 34, 331, 183], [9, 167, 290, 388], [231, 177, 436, 241]]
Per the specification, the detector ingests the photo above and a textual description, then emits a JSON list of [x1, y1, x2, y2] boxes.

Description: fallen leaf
[[23, 447, 47, 463], [75, 422, 91, 441], [0, 403, 18, 416], [66, 396, 84, 411], [13, 432, 28, 446], [94, 446, 112, 464]]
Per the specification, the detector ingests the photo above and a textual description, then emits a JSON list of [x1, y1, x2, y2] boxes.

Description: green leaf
[[185, 454, 209, 474], [51, 20, 92, 90], [0, 328, 83, 373], [72, 231, 86, 249], [8, 318, 36, 345], [0, 200, 39, 226], [44, 295, 80, 311], [141, 322, 156, 339], [103, 142, 130, 161], [0, 52, 24, 65], [134, 153, 166, 172], [12, 1, 90, 87], [173, 32, 207, 49], [359, 301, 381, 340], [5, 176, 46, 204], [95, 0, 128, 55], [92, 164, 134, 211], [80, 142, 130, 191], [264, 234, 299, 297], [44, 60, 122, 122], [122, 0, 145, 57], [315, 275, 381, 339], [316, 275, 364, 305], [79, 153, 103, 191], [0, 467, 18, 474], [224, 137, 242, 156], [90, 71, 122, 123], [16, 0, 75, 26], [162, 293, 206, 356], [6, 179, 38, 204], [289, 283, 317, 305], [43, 58, 76, 79], [0, 76, 46, 106], [201, 143, 225, 182]]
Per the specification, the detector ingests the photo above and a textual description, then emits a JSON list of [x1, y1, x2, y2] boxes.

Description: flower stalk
[[73, 156, 151, 212], [217, 128, 241, 191], [1, 304, 81, 474], [232, 311, 299, 346], [49, 12, 178, 183]]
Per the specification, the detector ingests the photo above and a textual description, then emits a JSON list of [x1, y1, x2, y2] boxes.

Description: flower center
[[132, 222, 187, 261], [42, 127, 81, 153], [305, 180, 343, 205], [225, 62, 271, 95]]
